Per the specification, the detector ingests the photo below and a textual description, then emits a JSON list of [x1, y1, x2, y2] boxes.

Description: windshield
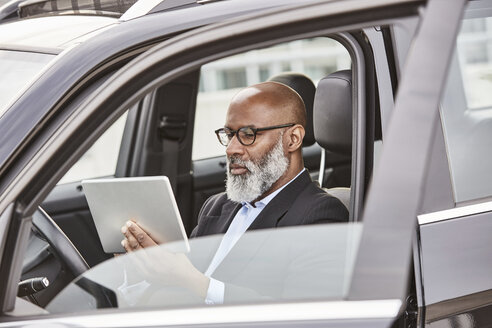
[[46, 223, 361, 313], [0, 50, 54, 116]]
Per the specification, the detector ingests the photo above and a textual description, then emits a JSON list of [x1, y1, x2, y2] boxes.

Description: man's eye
[[241, 132, 255, 140], [240, 127, 255, 137]]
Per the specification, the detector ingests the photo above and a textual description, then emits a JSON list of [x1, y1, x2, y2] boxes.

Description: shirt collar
[[242, 168, 306, 209]]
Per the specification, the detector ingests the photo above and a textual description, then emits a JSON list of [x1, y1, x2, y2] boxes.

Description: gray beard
[[226, 135, 289, 203]]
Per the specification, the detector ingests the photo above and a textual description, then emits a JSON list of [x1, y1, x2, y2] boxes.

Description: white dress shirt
[[204, 169, 305, 304]]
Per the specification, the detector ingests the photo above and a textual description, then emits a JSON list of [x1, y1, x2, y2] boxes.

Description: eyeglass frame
[[214, 123, 295, 146]]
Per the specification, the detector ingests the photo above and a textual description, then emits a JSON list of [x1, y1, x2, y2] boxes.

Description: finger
[[121, 239, 134, 253], [121, 224, 142, 251], [126, 233, 141, 251], [126, 221, 158, 248], [124, 220, 158, 246], [130, 219, 153, 238], [121, 224, 131, 239]]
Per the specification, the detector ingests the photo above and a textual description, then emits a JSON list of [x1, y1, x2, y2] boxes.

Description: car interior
[[18, 31, 390, 314]]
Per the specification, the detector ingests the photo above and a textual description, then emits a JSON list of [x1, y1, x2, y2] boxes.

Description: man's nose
[[225, 134, 244, 157]]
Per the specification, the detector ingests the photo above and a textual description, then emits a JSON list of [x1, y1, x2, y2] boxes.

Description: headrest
[[268, 72, 316, 147], [314, 70, 352, 156]]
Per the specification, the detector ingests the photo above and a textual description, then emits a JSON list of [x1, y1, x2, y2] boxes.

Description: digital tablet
[[82, 176, 190, 254]]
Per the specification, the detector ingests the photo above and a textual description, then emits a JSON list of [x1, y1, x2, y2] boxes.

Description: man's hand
[[129, 247, 210, 299], [120, 220, 210, 299], [121, 220, 158, 252]]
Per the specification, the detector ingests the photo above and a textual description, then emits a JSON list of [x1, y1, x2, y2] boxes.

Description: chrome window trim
[[418, 200, 492, 225], [0, 300, 402, 327]]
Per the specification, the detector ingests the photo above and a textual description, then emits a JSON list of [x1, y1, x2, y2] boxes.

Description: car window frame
[[349, 0, 467, 301]]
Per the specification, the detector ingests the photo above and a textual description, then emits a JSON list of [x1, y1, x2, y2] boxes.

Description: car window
[[457, 18, 492, 109], [0, 50, 54, 116], [440, 12, 492, 203], [30, 34, 361, 316], [34, 31, 362, 316], [417, 5, 492, 318], [46, 224, 362, 312], [192, 37, 351, 160], [58, 111, 128, 184]]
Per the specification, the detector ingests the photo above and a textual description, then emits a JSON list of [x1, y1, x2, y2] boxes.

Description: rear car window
[[192, 37, 350, 160], [440, 13, 492, 203]]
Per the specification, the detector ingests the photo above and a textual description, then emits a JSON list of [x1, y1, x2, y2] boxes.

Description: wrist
[[178, 270, 210, 300], [186, 271, 210, 299]]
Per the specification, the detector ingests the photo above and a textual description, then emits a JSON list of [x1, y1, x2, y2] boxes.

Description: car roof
[[0, 15, 118, 53]]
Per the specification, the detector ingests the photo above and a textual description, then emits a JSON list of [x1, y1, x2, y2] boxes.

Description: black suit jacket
[[186, 170, 350, 303], [190, 170, 348, 238]]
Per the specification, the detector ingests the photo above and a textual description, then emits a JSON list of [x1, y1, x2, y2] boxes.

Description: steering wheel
[[31, 207, 89, 280], [26, 208, 118, 309]]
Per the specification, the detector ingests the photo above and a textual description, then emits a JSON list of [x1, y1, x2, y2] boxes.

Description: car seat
[[313, 70, 352, 211], [268, 72, 316, 147]]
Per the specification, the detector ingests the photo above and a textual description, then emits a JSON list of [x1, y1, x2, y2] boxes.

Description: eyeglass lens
[[218, 127, 256, 146]]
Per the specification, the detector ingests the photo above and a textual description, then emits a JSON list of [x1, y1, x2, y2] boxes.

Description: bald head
[[229, 81, 307, 128], [223, 82, 308, 201]]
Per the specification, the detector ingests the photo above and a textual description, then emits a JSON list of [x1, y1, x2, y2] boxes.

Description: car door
[[413, 1, 492, 325], [0, 0, 467, 325]]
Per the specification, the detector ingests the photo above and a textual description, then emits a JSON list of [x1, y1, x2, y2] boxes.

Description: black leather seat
[[268, 72, 316, 147], [313, 70, 352, 211]]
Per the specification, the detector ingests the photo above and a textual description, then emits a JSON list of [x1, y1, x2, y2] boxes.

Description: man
[[120, 81, 348, 303]]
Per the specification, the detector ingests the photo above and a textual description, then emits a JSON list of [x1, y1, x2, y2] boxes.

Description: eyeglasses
[[215, 123, 295, 146]]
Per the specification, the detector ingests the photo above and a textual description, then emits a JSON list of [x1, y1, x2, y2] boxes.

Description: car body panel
[[417, 202, 492, 323]]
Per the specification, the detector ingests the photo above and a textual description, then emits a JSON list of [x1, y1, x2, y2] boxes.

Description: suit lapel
[[247, 170, 311, 231], [218, 201, 242, 233], [199, 201, 242, 236]]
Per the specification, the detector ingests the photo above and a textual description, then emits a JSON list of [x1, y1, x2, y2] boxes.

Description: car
[[0, 0, 490, 327]]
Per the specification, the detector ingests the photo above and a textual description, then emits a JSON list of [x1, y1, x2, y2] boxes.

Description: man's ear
[[286, 125, 305, 153]]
